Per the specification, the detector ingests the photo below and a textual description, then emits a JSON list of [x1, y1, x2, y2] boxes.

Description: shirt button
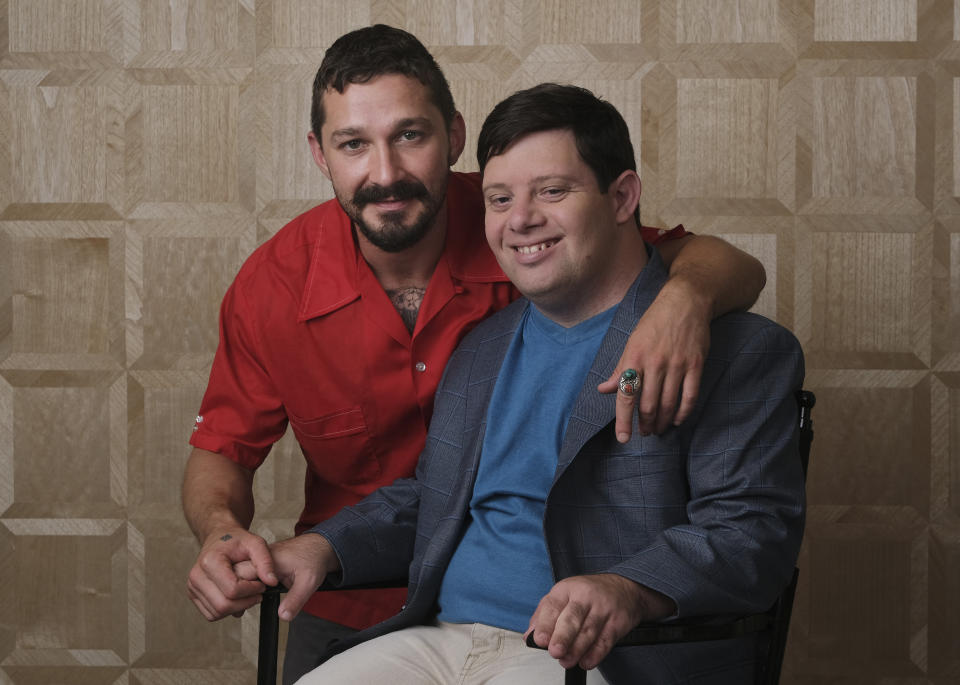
[[415, 362, 427, 372]]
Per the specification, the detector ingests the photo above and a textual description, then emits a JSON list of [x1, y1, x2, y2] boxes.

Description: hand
[[526, 574, 675, 671], [186, 527, 278, 621], [598, 282, 708, 441], [236, 534, 340, 622]]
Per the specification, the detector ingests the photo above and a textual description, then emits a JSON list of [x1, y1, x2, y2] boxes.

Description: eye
[[398, 130, 422, 142], [340, 139, 364, 152], [540, 186, 568, 200], [486, 194, 512, 210]]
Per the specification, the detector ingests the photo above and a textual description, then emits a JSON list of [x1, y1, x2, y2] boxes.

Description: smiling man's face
[[482, 128, 631, 324], [310, 73, 465, 253]]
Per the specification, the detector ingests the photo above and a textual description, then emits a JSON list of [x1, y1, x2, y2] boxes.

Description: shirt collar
[[297, 172, 508, 322]]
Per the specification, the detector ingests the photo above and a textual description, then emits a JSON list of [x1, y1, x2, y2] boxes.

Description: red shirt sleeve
[[640, 223, 688, 244], [189, 277, 287, 469]]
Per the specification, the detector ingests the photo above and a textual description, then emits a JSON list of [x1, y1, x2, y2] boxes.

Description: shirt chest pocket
[[287, 407, 382, 485]]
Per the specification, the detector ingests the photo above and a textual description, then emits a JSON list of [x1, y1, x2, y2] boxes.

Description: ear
[[308, 131, 332, 180], [609, 170, 641, 225], [446, 112, 467, 166]]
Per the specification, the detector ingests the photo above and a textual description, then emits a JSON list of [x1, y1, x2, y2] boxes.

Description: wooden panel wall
[[0, 1, 957, 683]]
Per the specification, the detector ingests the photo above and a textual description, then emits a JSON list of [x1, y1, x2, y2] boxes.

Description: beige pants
[[294, 621, 611, 685]]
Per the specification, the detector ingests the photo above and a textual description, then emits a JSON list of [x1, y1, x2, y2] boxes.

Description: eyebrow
[[328, 117, 435, 143], [482, 174, 579, 193], [329, 127, 362, 142], [395, 117, 434, 130]]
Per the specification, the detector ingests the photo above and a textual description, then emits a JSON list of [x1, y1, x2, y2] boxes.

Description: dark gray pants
[[281, 612, 357, 685]]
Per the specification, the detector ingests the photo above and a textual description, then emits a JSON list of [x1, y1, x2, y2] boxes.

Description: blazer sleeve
[[307, 476, 421, 587], [606, 319, 806, 617]]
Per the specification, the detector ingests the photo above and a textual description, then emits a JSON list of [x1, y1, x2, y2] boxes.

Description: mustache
[[353, 180, 429, 207]]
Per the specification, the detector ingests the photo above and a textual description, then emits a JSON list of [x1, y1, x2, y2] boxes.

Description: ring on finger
[[618, 368, 640, 396]]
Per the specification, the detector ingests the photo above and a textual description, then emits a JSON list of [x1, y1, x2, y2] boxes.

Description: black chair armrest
[[616, 612, 773, 645], [522, 612, 771, 652], [524, 606, 778, 685]]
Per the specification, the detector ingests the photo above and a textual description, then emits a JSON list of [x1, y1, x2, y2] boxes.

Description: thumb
[[245, 537, 278, 586], [234, 560, 258, 581], [278, 572, 320, 622], [598, 368, 622, 394]]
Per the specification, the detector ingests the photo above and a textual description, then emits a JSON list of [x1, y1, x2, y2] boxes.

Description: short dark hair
[[311, 25, 457, 138], [477, 83, 637, 192]]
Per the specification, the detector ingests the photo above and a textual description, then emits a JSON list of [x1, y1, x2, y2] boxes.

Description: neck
[[536, 227, 648, 328]]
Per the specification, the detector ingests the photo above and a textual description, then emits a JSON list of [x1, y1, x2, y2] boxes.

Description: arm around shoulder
[[602, 234, 767, 438], [656, 234, 766, 317]]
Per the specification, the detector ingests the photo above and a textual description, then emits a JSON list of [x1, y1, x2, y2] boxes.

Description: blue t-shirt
[[436, 303, 616, 631]]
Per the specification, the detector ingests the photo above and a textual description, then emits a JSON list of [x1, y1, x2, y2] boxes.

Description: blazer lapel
[[466, 299, 529, 443], [418, 298, 529, 572], [555, 248, 670, 479]]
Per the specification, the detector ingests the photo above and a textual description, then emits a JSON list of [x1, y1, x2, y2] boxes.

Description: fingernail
[[617, 432, 629, 443]]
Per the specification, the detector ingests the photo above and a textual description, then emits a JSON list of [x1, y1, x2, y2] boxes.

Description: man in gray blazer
[[256, 83, 806, 685]]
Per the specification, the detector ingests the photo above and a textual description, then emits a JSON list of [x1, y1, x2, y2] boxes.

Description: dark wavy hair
[[477, 83, 638, 192], [311, 25, 456, 138]]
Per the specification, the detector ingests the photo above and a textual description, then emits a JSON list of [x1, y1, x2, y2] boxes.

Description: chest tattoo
[[386, 286, 426, 333]]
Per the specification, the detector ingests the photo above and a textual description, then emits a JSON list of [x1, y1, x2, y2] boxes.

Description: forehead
[[320, 73, 443, 134], [483, 129, 593, 185]]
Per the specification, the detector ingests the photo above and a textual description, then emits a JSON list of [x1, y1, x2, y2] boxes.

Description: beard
[[339, 179, 445, 253]]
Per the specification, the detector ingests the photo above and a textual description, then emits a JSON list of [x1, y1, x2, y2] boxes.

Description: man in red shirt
[[182, 25, 766, 685]]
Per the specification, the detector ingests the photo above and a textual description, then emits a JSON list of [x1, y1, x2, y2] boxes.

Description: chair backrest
[[756, 389, 814, 685], [797, 389, 815, 478]]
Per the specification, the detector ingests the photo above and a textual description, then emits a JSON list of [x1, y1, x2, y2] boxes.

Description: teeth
[[516, 241, 554, 254]]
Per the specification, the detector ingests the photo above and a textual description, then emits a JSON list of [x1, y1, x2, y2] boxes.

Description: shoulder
[[233, 199, 345, 289], [709, 312, 802, 359], [438, 298, 528, 386], [445, 172, 484, 231], [703, 312, 805, 391], [446, 172, 484, 219], [640, 223, 688, 245], [450, 170, 482, 194], [457, 297, 528, 350], [683, 313, 806, 435]]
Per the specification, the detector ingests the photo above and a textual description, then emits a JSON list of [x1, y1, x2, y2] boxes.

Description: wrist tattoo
[[386, 286, 426, 333], [220, 534, 232, 542]]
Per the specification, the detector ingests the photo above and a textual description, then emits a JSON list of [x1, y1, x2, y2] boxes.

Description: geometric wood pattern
[[1, 1, 958, 683]]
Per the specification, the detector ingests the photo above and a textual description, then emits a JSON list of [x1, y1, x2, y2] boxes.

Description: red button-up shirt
[[190, 172, 686, 628]]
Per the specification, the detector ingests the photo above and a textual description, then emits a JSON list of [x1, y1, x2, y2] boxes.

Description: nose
[[368, 143, 402, 187], [505, 195, 544, 233]]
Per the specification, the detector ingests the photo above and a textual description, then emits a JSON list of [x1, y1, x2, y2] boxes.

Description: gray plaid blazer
[[312, 249, 806, 684]]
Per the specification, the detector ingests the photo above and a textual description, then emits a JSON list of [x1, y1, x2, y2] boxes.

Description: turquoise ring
[[618, 368, 640, 396]]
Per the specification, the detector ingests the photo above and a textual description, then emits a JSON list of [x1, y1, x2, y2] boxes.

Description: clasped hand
[[232, 534, 339, 621], [186, 527, 277, 621]]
